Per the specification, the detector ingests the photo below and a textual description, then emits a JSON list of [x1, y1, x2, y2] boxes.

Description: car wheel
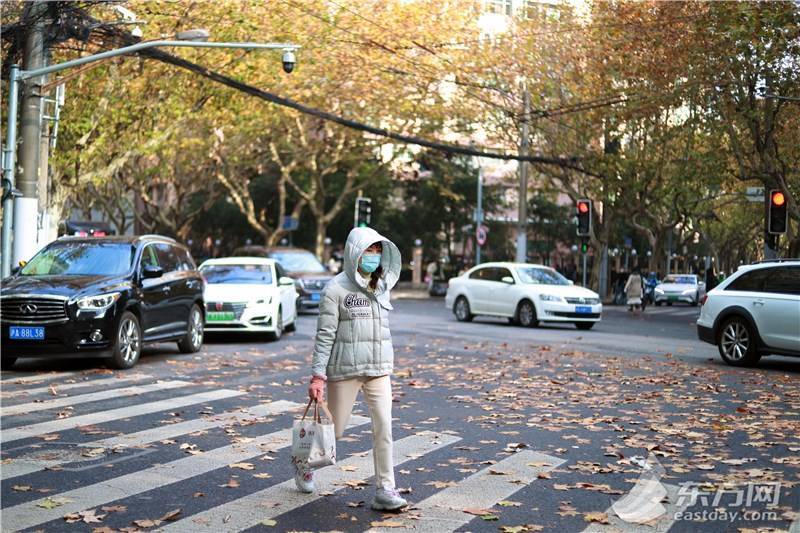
[[110, 311, 142, 370], [667, 302, 673, 306], [1, 356, 18, 368], [655, 301, 662, 307], [454, 296, 474, 322], [178, 304, 204, 354], [516, 300, 539, 328], [574, 322, 594, 330], [717, 316, 761, 367], [268, 306, 284, 341]]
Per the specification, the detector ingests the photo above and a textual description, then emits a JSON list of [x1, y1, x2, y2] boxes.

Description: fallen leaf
[[253, 473, 272, 479], [498, 501, 522, 507], [101, 505, 127, 513], [12, 485, 32, 492], [261, 519, 277, 526], [159, 508, 181, 521], [37, 497, 73, 509], [371, 520, 405, 527], [229, 462, 255, 470], [219, 479, 240, 489], [583, 512, 609, 524]]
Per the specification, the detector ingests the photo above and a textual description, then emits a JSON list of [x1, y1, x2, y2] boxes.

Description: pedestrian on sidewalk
[[301, 226, 407, 512], [624, 266, 644, 312]]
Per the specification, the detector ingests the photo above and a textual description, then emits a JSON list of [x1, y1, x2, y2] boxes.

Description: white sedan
[[198, 257, 298, 340], [445, 262, 602, 330], [654, 274, 705, 306]]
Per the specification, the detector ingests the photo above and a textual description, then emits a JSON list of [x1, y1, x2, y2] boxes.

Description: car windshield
[[516, 267, 570, 285], [662, 275, 696, 285], [20, 242, 134, 276], [200, 264, 273, 284], [269, 251, 326, 273]]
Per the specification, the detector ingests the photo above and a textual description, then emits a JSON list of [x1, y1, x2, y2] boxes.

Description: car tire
[[1, 357, 18, 368], [574, 322, 594, 330], [717, 316, 761, 367], [268, 306, 284, 341], [178, 304, 204, 354], [691, 293, 699, 307], [667, 302, 673, 306], [655, 301, 662, 307], [454, 296, 474, 322], [516, 300, 539, 328], [109, 311, 142, 370]]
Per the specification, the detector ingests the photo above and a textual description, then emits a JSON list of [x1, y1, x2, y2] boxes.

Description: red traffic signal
[[576, 199, 592, 237], [768, 189, 788, 235]]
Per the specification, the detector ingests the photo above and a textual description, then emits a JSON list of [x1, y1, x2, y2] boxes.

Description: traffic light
[[355, 197, 372, 228], [580, 241, 588, 254], [576, 199, 592, 237], [768, 190, 788, 235]]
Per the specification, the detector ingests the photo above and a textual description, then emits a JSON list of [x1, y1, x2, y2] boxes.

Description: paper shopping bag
[[292, 399, 336, 469]]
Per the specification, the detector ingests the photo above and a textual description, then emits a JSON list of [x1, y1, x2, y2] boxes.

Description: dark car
[[1, 235, 205, 369], [231, 246, 333, 311]]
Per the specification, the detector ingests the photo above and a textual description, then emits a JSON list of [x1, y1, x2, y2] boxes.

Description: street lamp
[[1, 30, 301, 277]]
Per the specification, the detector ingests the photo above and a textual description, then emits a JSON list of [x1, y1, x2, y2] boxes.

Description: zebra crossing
[[0, 370, 786, 532]]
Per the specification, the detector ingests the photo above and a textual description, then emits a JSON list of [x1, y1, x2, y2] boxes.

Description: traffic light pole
[[476, 166, 483, 265], [515, 85, 530, 263]]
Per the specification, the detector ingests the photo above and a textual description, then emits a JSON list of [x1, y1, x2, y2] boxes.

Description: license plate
[[9, 326, 45, 340], [575, 306, 592, 314], [668, 295, 679, 301], [310, 293, 321, 302], [206, 311, 235, 322]]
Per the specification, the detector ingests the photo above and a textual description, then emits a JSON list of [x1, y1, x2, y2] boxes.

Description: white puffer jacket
[[311, 227, 401, 381]]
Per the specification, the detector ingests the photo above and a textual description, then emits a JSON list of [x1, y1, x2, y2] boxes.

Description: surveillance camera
[[282, 50, 296, 74]]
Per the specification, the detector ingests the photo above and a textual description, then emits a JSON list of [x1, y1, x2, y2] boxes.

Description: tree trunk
[[315, 218, 326, 260]]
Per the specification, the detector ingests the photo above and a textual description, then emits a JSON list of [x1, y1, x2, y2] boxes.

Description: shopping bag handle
[[301, 398, 334, 423]]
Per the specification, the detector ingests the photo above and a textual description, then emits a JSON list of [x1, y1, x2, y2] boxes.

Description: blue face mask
[[360, 253, 381, 273]]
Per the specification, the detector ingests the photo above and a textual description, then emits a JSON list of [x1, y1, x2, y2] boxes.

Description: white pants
[[327, 375, 395, 490]]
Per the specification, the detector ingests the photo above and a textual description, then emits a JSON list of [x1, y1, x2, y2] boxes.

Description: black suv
[[1, 235, 205, 369]]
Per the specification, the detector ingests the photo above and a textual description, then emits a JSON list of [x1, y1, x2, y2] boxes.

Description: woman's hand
[[308, 375, 326, 401]]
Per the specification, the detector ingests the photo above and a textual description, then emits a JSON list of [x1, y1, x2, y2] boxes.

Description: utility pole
[[14, 1, 48, 266], [476, 165, 483, 265], [515, 83, 530, 263]]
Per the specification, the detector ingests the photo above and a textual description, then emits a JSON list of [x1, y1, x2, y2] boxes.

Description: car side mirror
[[279, 276, 295, 286], [142, 265, 164, 279], [501, 276, 515, 284]]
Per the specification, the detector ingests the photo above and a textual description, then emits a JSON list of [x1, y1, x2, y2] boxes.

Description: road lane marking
[[581, 483, 685, 533], [379, 450, 565, 533], [0, 371, 79, 384], [0, 415, 372, 532], [0, 399, 304, 481], [0, 374, 151, 398], [0, 389, 245, 444], [160, 431, 461, 533], [1, 380, 189, 416]]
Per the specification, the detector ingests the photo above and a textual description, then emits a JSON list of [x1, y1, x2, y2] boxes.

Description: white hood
[[343, 226, 401, 308], [204, 283, 276, 303]]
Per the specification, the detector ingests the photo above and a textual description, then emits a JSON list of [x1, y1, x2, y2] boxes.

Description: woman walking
[[298, 226, 407, 512], [624, 266, 645, 312]]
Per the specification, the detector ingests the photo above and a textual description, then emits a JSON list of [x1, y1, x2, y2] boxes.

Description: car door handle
[[161, 286, 171, 293], [753, 299, 764, 306]]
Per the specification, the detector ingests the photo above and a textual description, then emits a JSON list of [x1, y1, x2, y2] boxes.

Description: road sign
[[476, 224, 488, 246], [745, 187, 765, 202], [281, 216, 299, 231]]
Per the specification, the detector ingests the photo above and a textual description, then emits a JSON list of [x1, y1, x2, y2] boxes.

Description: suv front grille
[[205, 302, 247, 320], [1, 296, 69, 324]]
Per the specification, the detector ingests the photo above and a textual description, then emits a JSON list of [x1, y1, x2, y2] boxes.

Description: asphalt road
[[1, 298, 798, 533]]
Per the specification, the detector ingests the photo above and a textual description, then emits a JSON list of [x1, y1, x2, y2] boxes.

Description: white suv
[[697, 260, 800, 366]]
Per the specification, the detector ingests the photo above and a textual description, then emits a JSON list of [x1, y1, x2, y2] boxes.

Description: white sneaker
[[371, 487, 408, 511], [293, 461, 315, 493]]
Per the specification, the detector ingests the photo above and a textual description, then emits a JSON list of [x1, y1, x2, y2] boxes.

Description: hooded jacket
[[311, 227, 401, 381]]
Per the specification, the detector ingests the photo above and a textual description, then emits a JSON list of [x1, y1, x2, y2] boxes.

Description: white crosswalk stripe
[[581, 483, 685, 533], [0, 388, 245, 443], [160, 431, 461, 533], [378, 450, 565, 533], [0, 371, 79, 384], [1, 380, 190, 416], [0, 399, 305, 481], [0, 415, 372, 532], [0, 373, 151, 398]]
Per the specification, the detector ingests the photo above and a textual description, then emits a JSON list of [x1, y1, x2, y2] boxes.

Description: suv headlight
[[655, 288, 664, 294], [539, 294, 563, 302], [75, 292, 121, 310], [252, 297, 272, 305]]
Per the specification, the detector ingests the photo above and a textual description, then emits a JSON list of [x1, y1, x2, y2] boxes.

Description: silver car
[[654, 274, 705, 306]]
